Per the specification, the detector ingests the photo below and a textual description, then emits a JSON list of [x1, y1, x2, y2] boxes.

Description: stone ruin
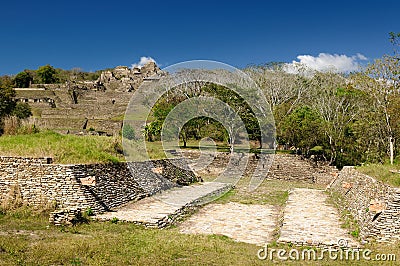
[[0, 156, 199, 225], [13, 62, 161, 135]]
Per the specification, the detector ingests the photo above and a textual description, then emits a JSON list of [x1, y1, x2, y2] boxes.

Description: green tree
[[280, 105, 325, 155], [37, 65, 58, 84], [12, 102, 32, 119], [0, 76, 16, 117], [389, 31, 400, 52], [352, 55, 400, 164], [14, 71, 33, 88], [308, 72, 367, 165], [0, 76, 16, 135]]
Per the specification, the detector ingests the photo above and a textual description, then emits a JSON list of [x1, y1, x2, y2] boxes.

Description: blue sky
[[0, 0, 399, 75]]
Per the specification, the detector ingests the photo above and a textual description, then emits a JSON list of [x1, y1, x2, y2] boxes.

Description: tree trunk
[[390, 136, 395, 165], [229, 130, 235, 154]]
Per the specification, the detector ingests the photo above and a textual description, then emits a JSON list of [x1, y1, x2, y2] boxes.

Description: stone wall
[[13, 63, 161, 135], [329, 166, 400, 242], [0, 156, 197, 219], [184, 151, 336, 185], [264, 154, 335, 184]]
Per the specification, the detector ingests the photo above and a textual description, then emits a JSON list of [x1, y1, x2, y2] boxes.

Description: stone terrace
[[96, 182, 232, 228], [278, 188, 359, 248]]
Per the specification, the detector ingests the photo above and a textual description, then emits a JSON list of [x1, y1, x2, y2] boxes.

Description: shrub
[[14, 71, 32, 88], [122, 124, 135, 140], [85, 207, 94, 216], [17, 123, 40, 135], [2, 116, 20, 135], [2, 116, 39, 135]]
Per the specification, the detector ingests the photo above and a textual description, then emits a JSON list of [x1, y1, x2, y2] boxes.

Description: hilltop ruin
[[14, 62, 161, 135]]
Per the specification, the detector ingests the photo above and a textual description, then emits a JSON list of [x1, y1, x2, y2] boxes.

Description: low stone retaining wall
[[0, 156, 198, 224], [133, 184, 233, 229], [184, 151, 336, 185], [329, 166, 400, 243]]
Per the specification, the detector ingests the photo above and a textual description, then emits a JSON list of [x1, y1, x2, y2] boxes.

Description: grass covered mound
[[357, 162, 400, 187], [0, 131, 124, 164]]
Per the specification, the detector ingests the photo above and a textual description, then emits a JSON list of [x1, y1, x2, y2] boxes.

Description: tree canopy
[[14, 71, 32, 88], [0, 76, 16, 118], [37, 64, 58, 84]]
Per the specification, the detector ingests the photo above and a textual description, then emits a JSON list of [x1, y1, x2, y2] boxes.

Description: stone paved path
[[179, 202, 278, 245], [96, 182, 231, 228], [278, 188, 359, 248]]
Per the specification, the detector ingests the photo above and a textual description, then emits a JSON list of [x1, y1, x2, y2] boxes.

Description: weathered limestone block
[[329, 166, 400, 243], [0, 156, 199, 225]]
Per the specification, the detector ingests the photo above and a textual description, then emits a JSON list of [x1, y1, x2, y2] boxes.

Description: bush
[[14, 71, 32, 88], [17, 124, 40, 135], [122, 124, 135, 140], [85, 207, 94, 216], [2, 116, 20, 135], [12, 102, 32, 119], [2, 116, 39, 135]]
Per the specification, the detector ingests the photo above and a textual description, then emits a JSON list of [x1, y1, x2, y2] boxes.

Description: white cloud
[[355, 53, 367, 61], [285, 53, 368, 73], [131, 56, 157, 69]]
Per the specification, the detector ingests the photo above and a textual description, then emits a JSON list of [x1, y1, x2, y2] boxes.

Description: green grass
[[0, 131, 124, 164], [0, 206, 399, 265], [0, 207, 264, 266], [0, 167, 398, 265], [327, 190, 361, 241], [110, 114, 125, 121], [356, 162, 400, 187], [0, 133, 262, 163]]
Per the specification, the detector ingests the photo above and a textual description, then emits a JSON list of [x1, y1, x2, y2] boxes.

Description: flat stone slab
[[278, 188, 359, 248], [179, 202, 278, 245], [96, 182, 231, 227]]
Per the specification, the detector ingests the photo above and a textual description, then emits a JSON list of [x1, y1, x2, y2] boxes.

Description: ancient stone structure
[[98, 62, 160, 92], [96, 182, 232, 228], [184, 151, 336, 185], [13, 62, 161, 135], [0, 156, 197, 225], [329, 166, 400, 243]]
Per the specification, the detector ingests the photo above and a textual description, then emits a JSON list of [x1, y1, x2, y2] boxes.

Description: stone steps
[[187, 151, 336, 185], [95, 182, 232, 228]]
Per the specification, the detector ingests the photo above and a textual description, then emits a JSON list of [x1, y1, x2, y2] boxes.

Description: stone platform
[[179, 202, 278, 245], [278, 188, 359, 248], [96, 182, 231, 228]]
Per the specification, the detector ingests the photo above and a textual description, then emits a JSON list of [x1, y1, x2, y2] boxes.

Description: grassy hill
[[0, 131, 124, 164]]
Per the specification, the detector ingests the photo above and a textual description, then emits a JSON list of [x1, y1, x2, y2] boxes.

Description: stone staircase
[[27, 89, 134, 134], [267, 154, 336, 184], [183, 151, 336, 185]]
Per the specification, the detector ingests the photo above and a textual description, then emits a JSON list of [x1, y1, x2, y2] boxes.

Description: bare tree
[[354, 55, 400, 164]]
